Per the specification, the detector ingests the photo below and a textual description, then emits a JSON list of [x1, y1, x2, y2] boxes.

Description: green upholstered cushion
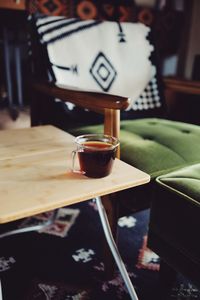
[[156, 163, 200, 205], [70, 118, 200, 179], [148, 163, 200, 279]]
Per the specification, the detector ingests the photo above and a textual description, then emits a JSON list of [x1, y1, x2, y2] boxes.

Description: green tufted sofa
[[148, 163, 200, 296]]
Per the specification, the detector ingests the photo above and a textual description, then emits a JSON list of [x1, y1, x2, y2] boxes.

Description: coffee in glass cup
[[72, 134, 119, 178]]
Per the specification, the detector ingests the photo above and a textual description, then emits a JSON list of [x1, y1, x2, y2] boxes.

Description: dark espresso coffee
[[78, 141, 116, 178]]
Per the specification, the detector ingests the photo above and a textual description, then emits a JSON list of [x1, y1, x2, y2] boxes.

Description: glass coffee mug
[[71, 134, 119, 178]]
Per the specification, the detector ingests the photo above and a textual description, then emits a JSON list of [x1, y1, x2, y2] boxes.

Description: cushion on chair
[[70, 118, 200, 178], [156, 164, 200, 203], [148, 163, 200, 286]]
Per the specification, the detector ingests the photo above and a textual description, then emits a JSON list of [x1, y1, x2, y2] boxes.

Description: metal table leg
[[0, 209, 58, 239], [95, 196, 139, 300]]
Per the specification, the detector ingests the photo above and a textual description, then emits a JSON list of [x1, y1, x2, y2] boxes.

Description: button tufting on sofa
[[181, 129, 191, 134], [147, 121, 157, 125], [143, 136, 154, 140]]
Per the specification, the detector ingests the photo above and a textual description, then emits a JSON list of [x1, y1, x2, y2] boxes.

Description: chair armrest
[[30, 80, 129, 155], [31, 81, 130, 112], [163, 77, 200, 95]]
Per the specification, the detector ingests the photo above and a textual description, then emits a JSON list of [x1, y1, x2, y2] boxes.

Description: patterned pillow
[[34, 15, 164, 123]]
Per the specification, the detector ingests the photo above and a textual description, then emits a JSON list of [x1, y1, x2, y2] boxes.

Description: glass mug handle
[[71, 150, 85, 175]]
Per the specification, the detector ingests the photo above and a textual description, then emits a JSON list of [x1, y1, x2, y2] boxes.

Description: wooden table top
[[0, 125, 74, 160], [0, 125, 150, 224]]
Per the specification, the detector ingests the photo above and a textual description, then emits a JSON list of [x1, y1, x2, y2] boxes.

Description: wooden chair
[[27, 14, 200, 280]]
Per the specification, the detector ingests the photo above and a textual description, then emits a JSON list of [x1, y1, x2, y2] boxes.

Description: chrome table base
[[95, 196, 139, 300]]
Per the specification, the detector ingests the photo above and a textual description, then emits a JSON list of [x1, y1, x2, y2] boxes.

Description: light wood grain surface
[[0, 125, 74, 160], [0, 126, 150, 224]]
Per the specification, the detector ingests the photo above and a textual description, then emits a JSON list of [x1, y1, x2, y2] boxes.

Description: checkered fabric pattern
[[129, 74, 161, 111]]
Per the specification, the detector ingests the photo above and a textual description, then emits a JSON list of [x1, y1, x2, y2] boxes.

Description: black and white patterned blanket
[[36, 16, 161, 112]]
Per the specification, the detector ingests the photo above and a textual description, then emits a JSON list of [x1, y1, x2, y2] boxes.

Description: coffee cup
[[71, 134, 119, 178]]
